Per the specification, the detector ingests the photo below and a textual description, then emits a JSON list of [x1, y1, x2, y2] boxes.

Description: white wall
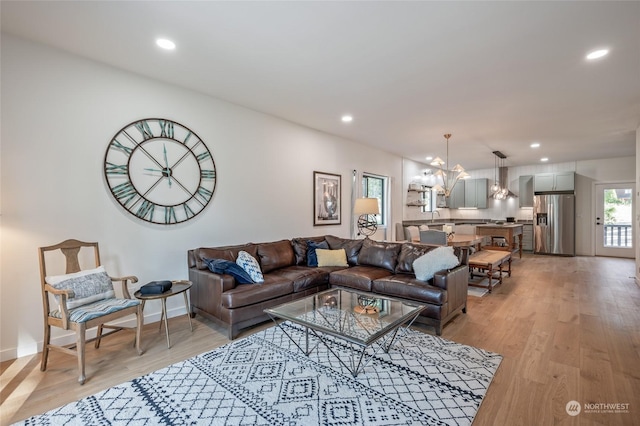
[[637, 124, 640, 281], [402, 156, 636, 256], [0, 35, 403, 361]]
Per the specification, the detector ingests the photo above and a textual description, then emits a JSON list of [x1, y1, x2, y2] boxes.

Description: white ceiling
[[2, 1, 639, 170]]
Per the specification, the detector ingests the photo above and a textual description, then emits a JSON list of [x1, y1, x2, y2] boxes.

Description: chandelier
[[430, 133, 469, 197]]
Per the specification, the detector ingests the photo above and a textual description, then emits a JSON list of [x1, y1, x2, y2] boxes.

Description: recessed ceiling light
[[586, 49, 608, 60], [425, 156, 433, 161], [156, 38, 176, 50], [341, 115, 353, 123], [540, 157, 549, 162], [530, 143, 540, 148]]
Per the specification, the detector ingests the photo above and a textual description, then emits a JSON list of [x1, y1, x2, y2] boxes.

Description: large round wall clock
[[104, 118, 217, 224]]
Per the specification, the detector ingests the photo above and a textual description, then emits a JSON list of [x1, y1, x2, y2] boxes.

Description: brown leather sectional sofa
[[187, 235, 469, 339]]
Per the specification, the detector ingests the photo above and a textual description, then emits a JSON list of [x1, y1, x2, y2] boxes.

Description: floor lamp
[[354, 198, 380, 237]]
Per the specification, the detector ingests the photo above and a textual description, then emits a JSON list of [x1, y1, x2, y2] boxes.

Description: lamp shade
[[353, 198, 380, 215]]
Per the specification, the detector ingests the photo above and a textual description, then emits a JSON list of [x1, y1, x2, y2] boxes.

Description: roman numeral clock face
[[104, 119, 217, 224]]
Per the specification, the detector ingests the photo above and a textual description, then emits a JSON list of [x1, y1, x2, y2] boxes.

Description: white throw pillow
[[419, 224, 430, 232], [236, 250, 264, 283], [412, 246, 459, 281], [45, 265, 115, 309]]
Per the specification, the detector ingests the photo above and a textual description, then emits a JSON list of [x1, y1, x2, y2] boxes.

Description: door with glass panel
[[595, 183, 634, 258]]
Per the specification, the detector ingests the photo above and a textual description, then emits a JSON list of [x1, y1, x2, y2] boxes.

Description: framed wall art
[[313, 171, 341, 226]]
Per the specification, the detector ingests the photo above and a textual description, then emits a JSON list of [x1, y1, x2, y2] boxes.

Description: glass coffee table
[[265, 288, 425, 377]]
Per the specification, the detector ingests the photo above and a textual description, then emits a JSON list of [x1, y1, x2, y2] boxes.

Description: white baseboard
[[0, 305, 188, 363]]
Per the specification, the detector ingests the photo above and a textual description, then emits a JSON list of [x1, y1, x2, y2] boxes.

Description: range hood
[[489, 150, 517, 199], [498, 166, 517, 199]]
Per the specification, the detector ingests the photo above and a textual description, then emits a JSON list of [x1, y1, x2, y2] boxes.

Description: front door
[[595, 183, 634, 258]]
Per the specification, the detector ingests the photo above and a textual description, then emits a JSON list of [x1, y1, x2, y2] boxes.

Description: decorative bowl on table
[[354, 295, 379, 314]]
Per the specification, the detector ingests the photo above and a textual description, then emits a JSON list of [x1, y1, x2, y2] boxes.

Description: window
[[362, 173, 387, 225], [422, 187, 433, 213]]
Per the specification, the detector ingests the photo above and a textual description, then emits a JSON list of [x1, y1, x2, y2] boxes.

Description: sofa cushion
[[196, 244, 258, 270], [267, 266, 335, 293], [396, 243, 436, 274], [257, 240, 295, 273], [413, 246, 459, 281], [221, 278, 294, 309], [236, 251, 264, 283], [291, 236, 326, 265], [203, 258, 255, 284], [357, 239, 402, 272], [316, 249, 348, 267], [325, 235, 363, 266], [306, 240, 329, 266], [329, 266, 393, 292], [372, 275, 446, 305]]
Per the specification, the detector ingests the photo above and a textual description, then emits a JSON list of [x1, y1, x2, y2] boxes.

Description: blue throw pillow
[[306, 240, 329, 267], [203, 258, 256, 284]]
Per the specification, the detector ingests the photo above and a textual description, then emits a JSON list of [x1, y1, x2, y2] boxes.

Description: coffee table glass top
[[265, 288, 425, 346]]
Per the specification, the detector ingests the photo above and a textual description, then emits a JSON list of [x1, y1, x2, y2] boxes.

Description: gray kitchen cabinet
[[438, 178, 487, 208], [554, 172, 575, 191], [534, 172, 574, 192], [464, 178, 488, 208], [522, 224, 533, 251], [519, 175, 534, 207], [449, 180, 466, 208]]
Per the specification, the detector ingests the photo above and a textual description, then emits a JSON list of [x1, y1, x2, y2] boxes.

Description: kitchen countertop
[[403, 220, 533, 226], [476, 223, 524, 228]]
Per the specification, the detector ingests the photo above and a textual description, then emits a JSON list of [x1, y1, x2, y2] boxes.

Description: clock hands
[[163, 144, 172, 187], [143, 144, 174, 187]]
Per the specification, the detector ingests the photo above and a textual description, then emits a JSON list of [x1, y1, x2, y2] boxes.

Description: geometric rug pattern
[[17, 322, 502, 426]]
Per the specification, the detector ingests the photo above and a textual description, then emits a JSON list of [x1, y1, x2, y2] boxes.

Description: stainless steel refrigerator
[[534, 193, 575, 256]]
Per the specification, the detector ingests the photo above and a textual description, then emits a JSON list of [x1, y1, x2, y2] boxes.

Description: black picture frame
[[313, 171, 341, 226]]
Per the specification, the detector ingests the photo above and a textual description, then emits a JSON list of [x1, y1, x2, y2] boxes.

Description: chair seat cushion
[[50, 298, 140, 323]]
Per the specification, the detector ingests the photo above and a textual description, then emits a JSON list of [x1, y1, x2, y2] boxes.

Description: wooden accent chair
[[38, 239, 143, 384]]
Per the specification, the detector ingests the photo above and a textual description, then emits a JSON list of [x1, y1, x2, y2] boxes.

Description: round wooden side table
[[134, 280, 193, 348]]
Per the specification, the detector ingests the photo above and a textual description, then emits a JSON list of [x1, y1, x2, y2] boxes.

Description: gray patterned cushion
[[49, 298, 140, 323], [45, 266, 115, 309]]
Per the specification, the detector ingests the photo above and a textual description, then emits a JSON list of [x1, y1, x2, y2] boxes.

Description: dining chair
[[419, 230, 448, 246], [39, 239, 143, 384]]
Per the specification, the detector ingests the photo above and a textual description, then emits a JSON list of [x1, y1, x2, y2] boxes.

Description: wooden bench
[[468, 249, 512, 292]]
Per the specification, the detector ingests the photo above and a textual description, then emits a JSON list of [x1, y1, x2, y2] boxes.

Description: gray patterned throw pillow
[[46, 266, 115, 309]]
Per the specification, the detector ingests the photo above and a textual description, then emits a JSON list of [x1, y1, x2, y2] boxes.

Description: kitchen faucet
[[431, 210, 440, 222]]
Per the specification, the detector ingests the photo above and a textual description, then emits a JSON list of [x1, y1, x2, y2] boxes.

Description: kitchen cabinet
[[449, 181, 466, 208], [522, 224, 533, 251], [519, 175, 534, 207], [534, 172, 574, 192], [438, 178, 488, 208], [475, 223, 524, 258], [464, 178, 488, 208]]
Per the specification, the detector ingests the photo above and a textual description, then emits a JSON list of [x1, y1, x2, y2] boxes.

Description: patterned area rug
[[18, 322, 502, 426]]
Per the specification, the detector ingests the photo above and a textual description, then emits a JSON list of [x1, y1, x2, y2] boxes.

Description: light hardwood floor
[[1, 255, 639, 425]]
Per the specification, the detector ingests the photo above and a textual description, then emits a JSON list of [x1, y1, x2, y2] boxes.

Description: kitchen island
[[475, 223, 524, 258]]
